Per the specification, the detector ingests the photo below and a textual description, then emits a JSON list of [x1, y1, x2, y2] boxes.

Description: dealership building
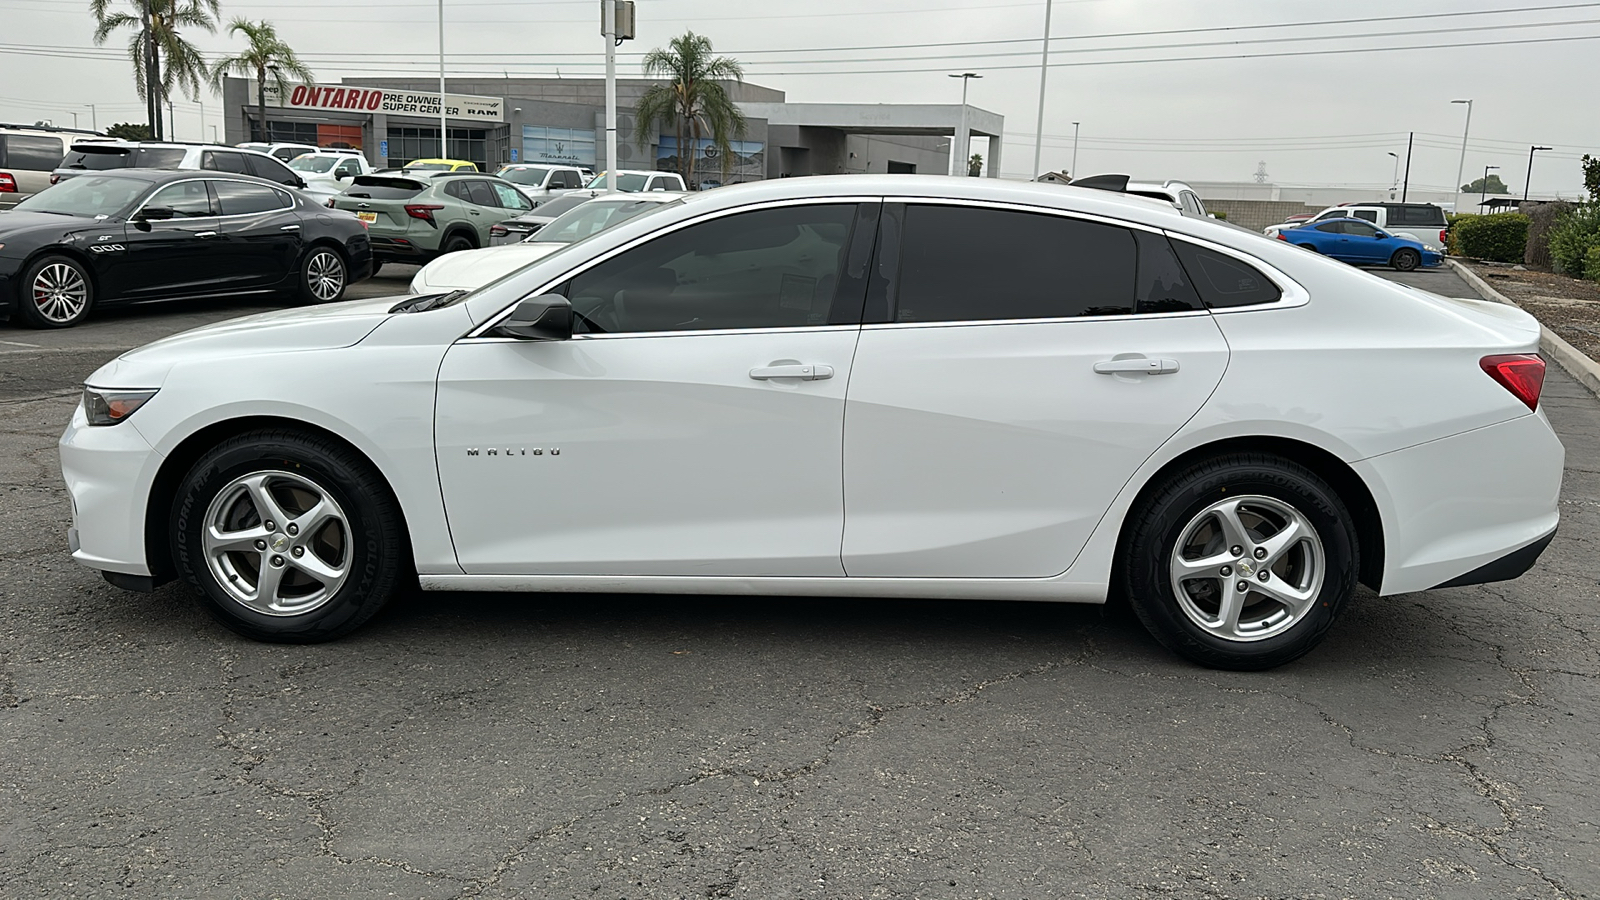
[[220, 75, 1004, 183]]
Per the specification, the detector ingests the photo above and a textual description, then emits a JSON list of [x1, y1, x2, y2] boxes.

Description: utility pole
[[1030, 0, 1052, 180], [87, 104, 96, 132], [1387, 152, 1399, 199], [602, 0, 618, 192], [948, 73, 980, 177], [1070, 121, 1079, 179], [1524, 145, 1552, 202], [1401, 131, 1414, 201], [438, 0, 448, 159], [1451, 99, 1473, 214]]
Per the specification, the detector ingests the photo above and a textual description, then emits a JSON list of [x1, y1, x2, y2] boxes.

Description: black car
[[0, 169, 371, 328]]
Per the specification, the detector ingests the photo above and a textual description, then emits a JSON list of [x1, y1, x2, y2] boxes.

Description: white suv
[[52, 141, 306, 189], [587, 169, 687, 192], [1125, 180, 1209, 218]]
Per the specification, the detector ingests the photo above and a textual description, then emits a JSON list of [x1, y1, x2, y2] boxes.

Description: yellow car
[[403, 158, 477, 172]]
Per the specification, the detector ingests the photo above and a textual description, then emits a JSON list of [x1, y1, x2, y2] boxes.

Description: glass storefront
[[385, 126, 489, 169], [656, 137, 765, 187], [521, 125, 596, 168]]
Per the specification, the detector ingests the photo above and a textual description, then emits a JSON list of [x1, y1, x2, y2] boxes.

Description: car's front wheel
[[1121, 453, 1359, 670], [18, 255, 94, 328], [296, 246, 347, 304], [171, 429, 409, 642], [1391, 248, 1421, 272]]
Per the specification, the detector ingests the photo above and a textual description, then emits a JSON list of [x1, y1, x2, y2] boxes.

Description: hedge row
[[1549, 203, 1600, 282], [1451, 213, 1529, 263]]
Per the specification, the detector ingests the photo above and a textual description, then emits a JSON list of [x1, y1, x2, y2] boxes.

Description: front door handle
[[1093, 357, 1178, 375], [194, 231, 218, 239], [750, 364, 834, 381], [280, 224, 301, 231]]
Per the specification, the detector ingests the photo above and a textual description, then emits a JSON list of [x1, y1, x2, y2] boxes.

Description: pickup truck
[[287, 151, 374, 197], [494, 163, 590, 207]]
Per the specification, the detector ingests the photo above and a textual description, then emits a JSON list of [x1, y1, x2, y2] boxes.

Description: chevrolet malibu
[[59, 176, 1563, 670]]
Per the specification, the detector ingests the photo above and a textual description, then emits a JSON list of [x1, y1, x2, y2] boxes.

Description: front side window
[[146, 181, 215, 217], [213, 180, 289, 215], [564, 203, 857, 334], [1169, 239, 1282, 309], [490, 182, 531, 210]]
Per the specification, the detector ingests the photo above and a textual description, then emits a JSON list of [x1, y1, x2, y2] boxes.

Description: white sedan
[[409, 192, 685, 294], [59, 175, 1562, 669]]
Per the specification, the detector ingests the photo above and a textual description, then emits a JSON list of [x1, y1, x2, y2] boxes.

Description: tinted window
[[443, 180, 468, 201], [346, 176, 425, 200], [1345, 220, 1381, 238], [892, 205, 1139, 322], [464, 180, 497, 207], [565, 203, 857, 334], [60, 146, 134, 170], [146, 181, 215, 217], [557, 171, 582, 189], [498, 166, 551, 186], [1390, 204, 1447, 226], [1170, 240, 1282, 308], [1315, 222, 1343, 233], [490, 182, 530, 210], [134, 147, 186, 168], [1134, 232, 1204, 313], [1351, 209, 1378, 223], [202, 151, 250, 174], [245, 154, 297, 185], [3, 134, 65, 170], [14, 173, 146, 216], [213, 180, 289, 215], [530, 194, 589, 219], [334, 158, 361, 177]]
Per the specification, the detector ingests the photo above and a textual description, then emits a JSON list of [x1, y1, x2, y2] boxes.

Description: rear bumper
[[1431, 527, 1556, 589], [369, 236, 435, 263]]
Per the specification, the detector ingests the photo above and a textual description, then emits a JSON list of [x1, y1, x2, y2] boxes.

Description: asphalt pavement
[[0, 263, 1596, 898]]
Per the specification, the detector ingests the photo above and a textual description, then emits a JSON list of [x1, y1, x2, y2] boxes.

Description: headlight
[[82, 387, 158, 426]]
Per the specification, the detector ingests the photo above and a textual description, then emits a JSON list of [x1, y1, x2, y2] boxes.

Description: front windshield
[[14, 174, 147, 217], [498, 166, 551, 185], [586, 173, 648, 192], [289, 156, 339, 173], [406, 162, 452, 171], [531, 198, 677, 244]]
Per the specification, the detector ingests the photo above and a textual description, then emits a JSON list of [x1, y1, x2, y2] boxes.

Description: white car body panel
[[409, 242, 564, 293], [58, 174, 1562, 609]]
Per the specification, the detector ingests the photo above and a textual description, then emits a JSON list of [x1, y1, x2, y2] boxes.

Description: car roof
[[53, 167, 292, 187]]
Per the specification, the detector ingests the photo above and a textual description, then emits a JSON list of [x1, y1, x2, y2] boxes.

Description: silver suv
[[1124, 180, 1209, 218], [0, 124, 100, 209], [52, 141, 305, 190]]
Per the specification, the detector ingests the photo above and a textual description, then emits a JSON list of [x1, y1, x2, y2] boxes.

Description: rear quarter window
[[1169, 240, 1283, 309]]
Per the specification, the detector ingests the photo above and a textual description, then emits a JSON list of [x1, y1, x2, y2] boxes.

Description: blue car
[[1277, 217, 1442, 271]]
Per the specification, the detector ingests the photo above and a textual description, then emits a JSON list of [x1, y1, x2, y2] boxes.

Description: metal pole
[[88, 104, 96, 131], [1524, 145, 1551, 202], [1030, 0, 1053, 180], [957, 77, 969, 176], [1452, 99, 1473, 215], [1387, 152, 1399, 198], [603, 0, 618, 193], [439, 0, 447, 160], [70, 112, 78, 128], [198, 99, 204, 144], [1481, 164, 1498, 212], [1401, 131, 1413, 202], [1071, 121, 1079, 177]]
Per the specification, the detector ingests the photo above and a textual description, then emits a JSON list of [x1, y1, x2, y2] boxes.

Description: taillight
[[1480, 354, 1545, 411], [0, 173, 15, 193], [50, 173, 60, 185], [324, 197, 336, 208], [405, 203, 444, 225], [1440, 229, 1448, 247], [489, 224, 508, 237], [1276, 232, 1287, 240]]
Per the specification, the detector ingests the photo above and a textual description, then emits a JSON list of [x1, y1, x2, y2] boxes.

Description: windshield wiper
[[389, 290, 466, 313]]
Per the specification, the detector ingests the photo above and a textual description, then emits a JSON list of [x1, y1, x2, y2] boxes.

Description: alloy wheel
[[202, 470, 352, 616], [32, 262, 89, 323], [306, 250, 345, 302], [1167, 495, 1325, 642]]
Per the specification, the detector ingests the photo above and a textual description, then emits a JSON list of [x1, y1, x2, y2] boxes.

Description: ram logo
[[466, 448, 560, 457], [89, 244, 125, 253]]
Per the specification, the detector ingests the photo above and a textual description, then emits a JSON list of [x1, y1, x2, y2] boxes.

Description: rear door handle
[[1093, 357, 1178, 375], [750, 364, 834, 381], [280, 224, 301, 231], [195, 231, 217, 239]]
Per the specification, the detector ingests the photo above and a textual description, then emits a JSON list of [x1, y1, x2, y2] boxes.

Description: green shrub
[[1585, 245, 1600, 283], [1211, 210, 1228, 221], [1452, 212, 1528, 262], [1550, 203, 1600, 277], [1525, 201, 1575, 268]]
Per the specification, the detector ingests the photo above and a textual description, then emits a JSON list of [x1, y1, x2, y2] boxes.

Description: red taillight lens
[[0, 173, 15, 193], [324, 197, 336, 208], [1276, 232, 1287, 240], [489, 224, 508, 237], [1440, 229, 1448, 246], [404, 203, 445, 224], [50, 173, 61, 185], [1480, 354, 1545, 411]]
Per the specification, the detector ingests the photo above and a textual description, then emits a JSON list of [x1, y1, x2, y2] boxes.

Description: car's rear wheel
[[296, 246, 347, 304], [441, 232, 475, 255], [1296, 243, 1319, 252], [18, 255, 94, 328], [1121, 453, 1359, 670], [1391, 248, 1421, 272], [171, 429, 409, 642]]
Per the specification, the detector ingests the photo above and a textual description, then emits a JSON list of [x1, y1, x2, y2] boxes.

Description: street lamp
[[1387, 151, 1400, 199], [1525, 145, 1552, 202], [948, 72, 981, 176], [1030, 0, 1053, 179], [1451, 99, 1472, 215], [1480, 164, 1500, 213]]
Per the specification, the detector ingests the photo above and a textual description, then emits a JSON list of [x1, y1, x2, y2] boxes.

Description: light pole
[[948, 72, 980, 176], [198, 99, 204, 145], [1524, 145, 1552, 202], [438, 0, 448, 160], [86, 104, 96, 131], [1030, 0, 1053, 180], [1070, 121, 1080, 178], [70, 111, 78, 129], [1451, 99, 1473, 215], [1387, 152, 1399, 198], [1480, 164, 1499, 213], [602, 0, 618, 192]]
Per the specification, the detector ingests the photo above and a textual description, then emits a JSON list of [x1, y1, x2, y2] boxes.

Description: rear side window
[[134, 147, 187, 168], [244, 154, 296, 185], [202, 151, 250, 174], [1, 134, 65, 170], [146, 180, 215, 217], [213, 180, 290, 215], [1315, 221, 1343, 233], [1390, 204, 1447, 226], [891, 205, 1148, 322], [346, 176, 425, 200], [1170, 240, 1282, 309], [1350, 209, 1378, 223], [464, 180, 497, 207]]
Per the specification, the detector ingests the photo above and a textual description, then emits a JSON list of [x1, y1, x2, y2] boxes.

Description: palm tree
[[633, 32, 747, 185], [210, 19, 315, 144], [90, 0, 219, 140]]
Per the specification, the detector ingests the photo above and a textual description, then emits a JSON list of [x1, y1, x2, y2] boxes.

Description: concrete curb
[[1448, 259, 1600, 400]]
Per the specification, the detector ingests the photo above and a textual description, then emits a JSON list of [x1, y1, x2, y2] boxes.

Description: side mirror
[[295, 176, 308, 189], [491, 293, 572, 341], [137, 206, 175, 221], [336, 171, 352, 180]]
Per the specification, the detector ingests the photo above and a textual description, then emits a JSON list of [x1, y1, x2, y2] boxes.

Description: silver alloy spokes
[[32, 263, 89, 323], [1168, 495, 1325, 642], [202, 470, 351, 616], [306, 250, 345, 302]]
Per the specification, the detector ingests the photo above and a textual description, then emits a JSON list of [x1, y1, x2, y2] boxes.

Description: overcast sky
[[5, 0, 1598, 195]]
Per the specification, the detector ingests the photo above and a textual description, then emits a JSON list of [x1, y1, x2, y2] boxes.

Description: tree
[[1461, 174, 1510, 194], [967, 153, 982, 177], [105, 122, 153, 140], [633, 32, 747, 184], [90, 0, 219, 140], [1582, 154, 1600, 202], [210, 19, 315, 144]]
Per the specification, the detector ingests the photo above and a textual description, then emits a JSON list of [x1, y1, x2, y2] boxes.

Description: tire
[[440, 232, 475, 255], [1121, 453, 1359, 670], [17, 254, 94, 328], [369, 261, 383, 277], [1391, 248, 1421, 272], [170, 429, 409, 642], [295, 245, 348, 305]]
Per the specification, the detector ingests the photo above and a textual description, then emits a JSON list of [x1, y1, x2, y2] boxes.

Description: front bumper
[[59, 401, 164, 578]]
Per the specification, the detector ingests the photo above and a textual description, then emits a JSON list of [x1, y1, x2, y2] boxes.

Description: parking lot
[[1, 264, 1596, 898]]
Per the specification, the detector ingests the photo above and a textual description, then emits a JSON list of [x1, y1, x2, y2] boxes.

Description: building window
[[521, 125, 596, 168], [248, 118, 318, 145], [655, 137, 765, 188], [318, 124, 362, 150], [386, 126, 488, 169]]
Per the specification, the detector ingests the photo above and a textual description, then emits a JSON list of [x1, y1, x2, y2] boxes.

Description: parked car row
[[1265, 201, 1449, 271]]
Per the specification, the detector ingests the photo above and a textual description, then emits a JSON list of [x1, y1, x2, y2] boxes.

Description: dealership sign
[[256, 82, 503, 122]]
